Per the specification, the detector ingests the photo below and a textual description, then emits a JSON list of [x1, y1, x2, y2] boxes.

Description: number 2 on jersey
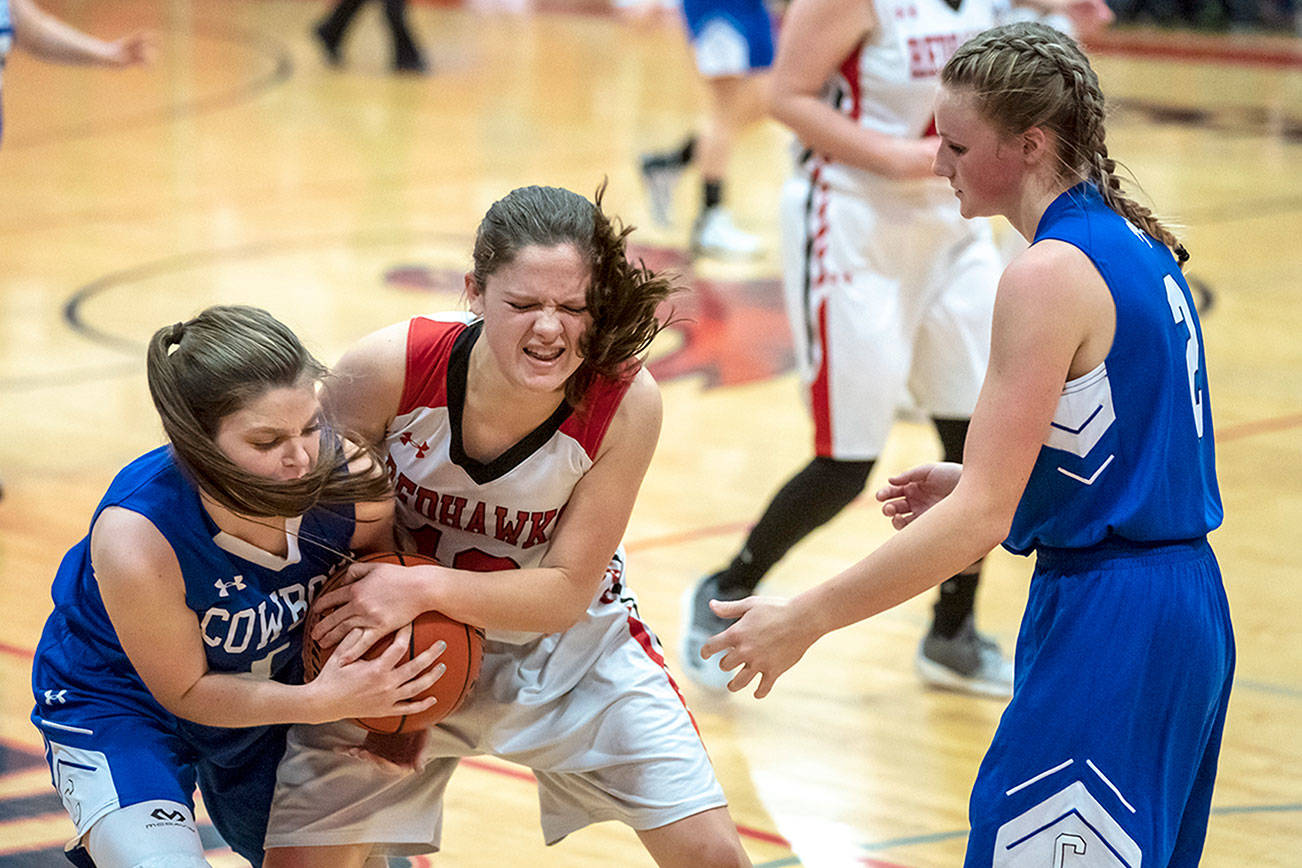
[[1165, 274, 1204, 439]]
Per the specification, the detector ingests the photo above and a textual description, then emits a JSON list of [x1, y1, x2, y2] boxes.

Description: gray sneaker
[[916, 616, 1014, 698], [639, 153, 684, 228], [679, 573, 748, 690]]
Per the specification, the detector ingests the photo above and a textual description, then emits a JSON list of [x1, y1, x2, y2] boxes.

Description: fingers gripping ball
[[303, 551, 484, 734]]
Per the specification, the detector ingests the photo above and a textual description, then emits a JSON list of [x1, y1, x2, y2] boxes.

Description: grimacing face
[[213, 383, 323, 482], [466, 243, 594, 395]]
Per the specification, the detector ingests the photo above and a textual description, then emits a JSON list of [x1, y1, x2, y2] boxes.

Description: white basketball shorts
[[779, 171, 1002, 459]]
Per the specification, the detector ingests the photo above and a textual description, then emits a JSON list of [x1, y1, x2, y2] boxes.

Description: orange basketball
[[302, 551, 484, 734]]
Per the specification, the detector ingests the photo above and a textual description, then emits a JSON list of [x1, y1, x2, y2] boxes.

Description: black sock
[[928, 416, 981, 638], [714, 457, 874, 596], [677, 136, 697, 164], [931, 570, 980, 638], [703, 179, 723, 211]]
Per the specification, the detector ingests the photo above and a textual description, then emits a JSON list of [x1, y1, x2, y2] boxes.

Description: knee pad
[[83, 800, 209, 868]]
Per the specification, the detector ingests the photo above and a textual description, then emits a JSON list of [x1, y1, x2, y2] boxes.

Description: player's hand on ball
[[875, 461, 962, 530], [700, 596, 818, 699], [312, 561, 439, 657], [312, 624, 447, 723]]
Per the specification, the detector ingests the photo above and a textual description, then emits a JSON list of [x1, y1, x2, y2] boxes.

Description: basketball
[[302, 551, 484, 734]]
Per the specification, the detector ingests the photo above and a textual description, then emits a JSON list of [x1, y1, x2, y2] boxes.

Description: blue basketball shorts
[[31, 691, 286, 867], [965, 538, 1234, 868], [681, 0, 774, 77]]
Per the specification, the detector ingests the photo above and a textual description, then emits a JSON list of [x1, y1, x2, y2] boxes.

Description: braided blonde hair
[[941, 22, 1188, 263]]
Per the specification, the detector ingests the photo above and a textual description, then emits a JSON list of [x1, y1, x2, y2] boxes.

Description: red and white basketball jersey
[[804, 0, 1008, 199], [383, 315, 634, 639]]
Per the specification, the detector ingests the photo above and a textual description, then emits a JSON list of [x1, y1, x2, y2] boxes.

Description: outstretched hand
[[107, 31, 155, 66], [875, 461, 962, 530], [698, 596, 820, 699]]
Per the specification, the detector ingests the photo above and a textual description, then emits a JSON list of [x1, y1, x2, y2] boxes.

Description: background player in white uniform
[[704, 22, 1231, 867], [263, 186, 751, 868], [30, 306, 444, 868], [680, 0, 1110, 694]]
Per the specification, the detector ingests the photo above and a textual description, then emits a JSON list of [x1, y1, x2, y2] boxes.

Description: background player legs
[[314, 0, 427, 72], [915, 417, 1011, 698], [637, 0, 773, 259], [682, 417, 1011, 696], [640, 73, 766, 258]]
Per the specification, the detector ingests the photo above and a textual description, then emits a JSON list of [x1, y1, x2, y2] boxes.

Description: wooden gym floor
[[0, 1, 1298, 865]]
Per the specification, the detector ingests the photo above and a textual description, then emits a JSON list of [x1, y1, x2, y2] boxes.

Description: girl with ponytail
[[31, 306, 447, 868], [703, 22, 1231, 867]]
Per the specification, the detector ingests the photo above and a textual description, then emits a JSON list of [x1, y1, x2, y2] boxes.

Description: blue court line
[[1234, 678, 1302, 700], [1212, 803, 1302, 815]]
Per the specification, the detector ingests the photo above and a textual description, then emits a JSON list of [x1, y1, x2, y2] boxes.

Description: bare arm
[[11, 0, 152, 66], [312, 368, 664, 650], [703, 242, 1114, 696], [92, 506, 441, 728], [323, 321, 410, 447], [768, 0, 937, 180]]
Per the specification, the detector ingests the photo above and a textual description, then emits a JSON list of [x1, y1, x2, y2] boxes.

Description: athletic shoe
[[690, 207, 762, 259], [679, 572, 748, 690], [639, 153, 684, 227], [915, 615, 1014, 698]]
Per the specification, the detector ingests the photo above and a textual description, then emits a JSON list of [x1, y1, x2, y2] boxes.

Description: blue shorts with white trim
[[965, 538, 1234, 868]]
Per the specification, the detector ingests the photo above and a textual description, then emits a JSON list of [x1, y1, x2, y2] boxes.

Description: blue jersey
[[32, 446, 354, 766], [0, 0, 11, 57], [1004, 183, 1222, 555]]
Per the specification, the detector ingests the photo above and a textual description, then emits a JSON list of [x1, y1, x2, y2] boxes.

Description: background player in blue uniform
[[31, 306, 447, 868], [700, 22, 1233, 867]]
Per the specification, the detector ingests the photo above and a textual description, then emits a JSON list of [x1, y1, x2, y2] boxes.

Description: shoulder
[[90, 506, 181, 587], [602, 368, 662, 453], [1000, 239, 1107, 312], [336, 321, 412, 376]]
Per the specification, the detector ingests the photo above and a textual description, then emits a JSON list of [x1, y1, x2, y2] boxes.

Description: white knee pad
[[83, 799, 210, 868]]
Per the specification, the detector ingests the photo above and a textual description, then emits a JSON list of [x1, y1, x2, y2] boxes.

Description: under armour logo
[[214, 575, 247, 597], [44, 689, 68, 704], [150, 808, 187, 822], [400, 432, 430, 459]]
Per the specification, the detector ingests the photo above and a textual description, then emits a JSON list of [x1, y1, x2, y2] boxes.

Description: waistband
[[1033, 536, 1212, 572]]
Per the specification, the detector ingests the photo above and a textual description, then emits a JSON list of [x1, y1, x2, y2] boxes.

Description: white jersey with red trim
[[803, 0, 1009, 202], [383, 313, 633, 643], [265, 313, 728, 851]]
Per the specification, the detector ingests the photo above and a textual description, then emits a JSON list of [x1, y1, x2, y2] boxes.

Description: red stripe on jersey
[[838, 41, 865, 122], [398, 317, 465, 415], [558, 364, 639, 460], [811, 299, 833, 457]]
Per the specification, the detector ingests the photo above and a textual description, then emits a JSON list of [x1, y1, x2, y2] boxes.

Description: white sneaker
[[915, 616, 1014, 699], [678, 573, 747, 690], [691, 207, 762, 259]]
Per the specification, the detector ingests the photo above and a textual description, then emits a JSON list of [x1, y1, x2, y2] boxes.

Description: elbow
[[973, 508, 1015, 554]]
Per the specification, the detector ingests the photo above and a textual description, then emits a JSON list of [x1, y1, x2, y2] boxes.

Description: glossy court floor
[[0, 1, 1299, 865]]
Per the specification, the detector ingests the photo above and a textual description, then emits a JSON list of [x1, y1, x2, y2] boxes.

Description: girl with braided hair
[[262, 185, 750, 868], [702, 22, 1231, 866], [31, 305, 446, 867]]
